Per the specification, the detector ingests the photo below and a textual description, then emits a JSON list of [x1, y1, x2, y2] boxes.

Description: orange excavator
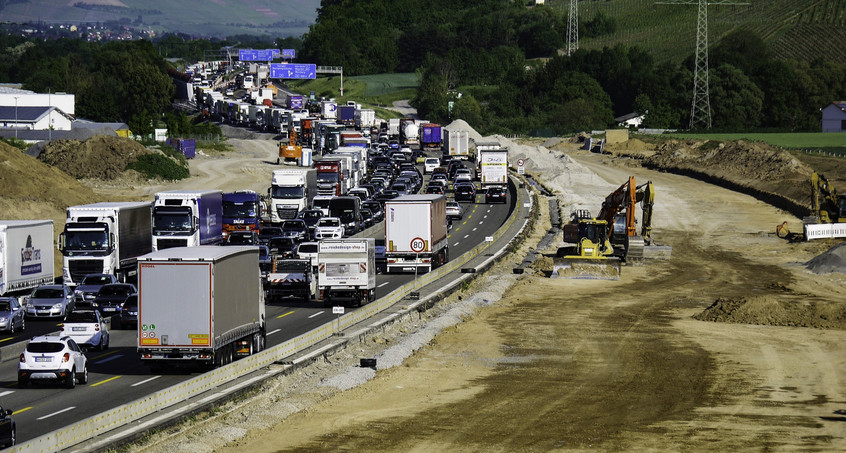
[[278, 127, 303, 165]]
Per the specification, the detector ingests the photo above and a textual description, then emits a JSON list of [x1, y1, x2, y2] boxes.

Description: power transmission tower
[[567, 0, 578, 56], [656, 0, 748, 129]]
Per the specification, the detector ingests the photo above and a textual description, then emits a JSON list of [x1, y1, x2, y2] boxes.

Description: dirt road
[[211, 148, 846, 452]]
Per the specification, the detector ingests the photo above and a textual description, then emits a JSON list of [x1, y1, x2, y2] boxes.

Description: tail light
[[62, 353, 70, 363], [19, 353, 25, 363]]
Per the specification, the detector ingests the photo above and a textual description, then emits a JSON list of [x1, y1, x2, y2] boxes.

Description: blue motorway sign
[[239, 49, 278, 61], [281, 49, 296, 59], [270, 63, 316, 79]]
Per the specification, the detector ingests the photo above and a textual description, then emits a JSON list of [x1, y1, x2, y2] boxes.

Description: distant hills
[[0, 0, 320, 38], [577, 0, 846, 63]]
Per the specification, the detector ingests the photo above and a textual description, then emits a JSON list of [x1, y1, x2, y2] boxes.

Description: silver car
[[26, 285, 75, 319], [0, 297, 25, 333]]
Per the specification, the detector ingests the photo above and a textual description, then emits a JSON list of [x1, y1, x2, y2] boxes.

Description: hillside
[[0, 0, 319, 38], [575, 0, 846, 63]]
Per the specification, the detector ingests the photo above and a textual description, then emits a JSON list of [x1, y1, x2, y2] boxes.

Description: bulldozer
[[553, 216, 622, 279]]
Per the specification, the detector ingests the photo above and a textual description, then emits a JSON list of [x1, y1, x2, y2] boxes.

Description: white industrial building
[[0, 86, 75, 132]]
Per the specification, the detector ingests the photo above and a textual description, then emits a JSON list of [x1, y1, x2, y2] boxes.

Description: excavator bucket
[[551, 255, 621, 280]]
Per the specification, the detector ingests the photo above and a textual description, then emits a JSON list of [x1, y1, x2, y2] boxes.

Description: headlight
[[0, 317, 8, 322], [74, 290, 83, 296], [91, 302, 99, 308], [52, 303, 63, 310]]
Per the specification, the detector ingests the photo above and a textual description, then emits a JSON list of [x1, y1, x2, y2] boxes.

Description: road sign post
[[517, 158, 526, 175], [332, 305, 344, 334]]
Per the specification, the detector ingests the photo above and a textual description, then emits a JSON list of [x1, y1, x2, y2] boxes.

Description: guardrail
[[13, 176, 531, 453]]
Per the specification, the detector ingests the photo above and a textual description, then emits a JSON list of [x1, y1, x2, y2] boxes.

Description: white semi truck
[[479, 148, 509, 188], [268, 169, 309, 224], [137, 246, 266, 370], [58, 202, 153, 286], [317, 238, 376, 307], [0, 220, 54, 296], [151, 190, 223, 251], [384, 195, 449, 273]]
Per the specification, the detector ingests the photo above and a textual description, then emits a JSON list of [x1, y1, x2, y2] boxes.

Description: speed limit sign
[[410, 237, 426, 253]]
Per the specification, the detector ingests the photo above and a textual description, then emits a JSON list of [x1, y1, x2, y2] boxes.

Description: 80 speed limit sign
[[410, 237, 426, 253]]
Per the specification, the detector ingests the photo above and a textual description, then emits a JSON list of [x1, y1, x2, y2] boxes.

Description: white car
[[18, 335, 89, 388], [296, 242, 319, 271], [453, 168, 473, 183], [446, 201, 463, 220], [61, 310, 109, 351], [424, 157, 440, 174], [313, 217, 345, 239]]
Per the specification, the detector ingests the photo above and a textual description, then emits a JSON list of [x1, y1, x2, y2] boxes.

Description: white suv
[[424, 157, 440, 174], [18, 335, 88, 388]]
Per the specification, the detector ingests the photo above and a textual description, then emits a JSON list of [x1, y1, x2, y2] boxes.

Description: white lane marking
[[378, 282, 390, 288], [472, 227, 477, 232], [0, 391, 13, 398], [95, 355, 122, 365], [479, 221, 484, 224], [308, 311, 324, 319], [131, 376, 162, 387], [487, 209, 491, 213], [454, 242, 460, 246], [464, 234, 469, 239], [37, 406, 76, 420], [267, 328, 282, 336], [484, 215, 488, 219]]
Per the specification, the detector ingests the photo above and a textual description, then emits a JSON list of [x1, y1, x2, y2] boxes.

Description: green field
[[660, 132, 846, 154], [288, 73, 418, 119], [560, 0, 846, 64]]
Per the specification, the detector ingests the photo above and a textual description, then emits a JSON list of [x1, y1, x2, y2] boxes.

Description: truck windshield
[[316, 173, 338, 183], [270, 186, 305, 199], [152, 208, 193, 234], [222, 202, 257, 217], [64, 228, 108, 251]]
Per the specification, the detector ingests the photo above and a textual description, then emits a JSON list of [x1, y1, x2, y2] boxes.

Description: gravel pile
[[805, 242, 846, 274]]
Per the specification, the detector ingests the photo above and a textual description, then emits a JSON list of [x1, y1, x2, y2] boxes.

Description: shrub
[[126, 153, 189, 180]]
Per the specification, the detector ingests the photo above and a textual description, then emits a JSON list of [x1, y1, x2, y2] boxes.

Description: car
[[0, 297, 25, 333], [426, 184, 445, 195], [485, 185, 508, 203], [454, 182, 477, 202], [85, 283, 136, 316], [296, 209, 324, 237], [448, 161, 466, 179], [225, 230, 260, 245], [348, 187, 372, 202], [225, 88, 235, 96], [258, 227, 284, 245], [373, 190, 400, 205], [446, 201, 463, 220], [73, 273, 118, 303], [391, 181, 411, 196], [361, 200, 384, 223], [314, 217, 345, 239], [119, 294, 138, 330], [26, 285, 74, 319], [453, 168, 473, 183], [360, 208, 375, 229], [0, 403, 14, 448], [61, 310, 109, 351], [267, 236, 298, 258], [359, 183, 381, 197], [431, 173, 449, 186], [280, 219, 310, 242], [428, 179, 448, 190], [295, 242, 319, 271], [18, 335, 88, 388], [424, 157, 441, 174]]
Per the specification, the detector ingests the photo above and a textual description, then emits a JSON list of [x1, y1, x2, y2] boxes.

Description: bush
[[126, 153, 189, 180]]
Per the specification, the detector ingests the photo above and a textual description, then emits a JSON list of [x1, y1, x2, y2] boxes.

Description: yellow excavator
[[278, 128, 303, 165], [553, 177, 665, 279], [809, 172, 846, 223]]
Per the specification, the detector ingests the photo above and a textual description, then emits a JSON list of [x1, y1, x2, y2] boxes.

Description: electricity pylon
[[567, 0, 578, 56], [656, 0, 748, 129]]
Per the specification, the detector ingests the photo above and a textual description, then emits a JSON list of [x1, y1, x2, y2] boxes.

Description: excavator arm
[[637, 181, 655, 243]]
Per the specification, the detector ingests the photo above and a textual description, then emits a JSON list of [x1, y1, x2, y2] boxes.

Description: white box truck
[[58, 202, 153, 286], [479, 148, 509, 188], [354, 109, 376, 130], [268, 169, 309, 224], [0, 220, 54, 296], [137, 246, 266, 370], [384, 195, 449, 273], [444, 129, 471, 161], [317, 238, 376, 307]]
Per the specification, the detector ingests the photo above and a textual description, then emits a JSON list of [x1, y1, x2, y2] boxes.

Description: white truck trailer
[[268, 169, 309, 224], [0, 220, 54, 296], [137, 246, 266, 370], [59, 202, 153, 286], [443, 129, 471, 161], [384, 195, 449, 273], [317, 238, 376, 307], [479, 148, 509, 188]]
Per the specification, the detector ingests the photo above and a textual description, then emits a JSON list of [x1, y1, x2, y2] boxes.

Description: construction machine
[[278, 128, 303, 165], [809, 172, 846, 224]]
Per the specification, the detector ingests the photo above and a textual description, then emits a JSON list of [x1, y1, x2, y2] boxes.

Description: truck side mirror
[[110, 233, 116, 250], [57, 232, 65, 252]]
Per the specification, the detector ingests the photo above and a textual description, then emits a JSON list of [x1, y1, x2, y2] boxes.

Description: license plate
[[37, 310, 49, 314], [72, 327, 86, 331], [35, 357, 51, 362], [103, 307, 116, 312]]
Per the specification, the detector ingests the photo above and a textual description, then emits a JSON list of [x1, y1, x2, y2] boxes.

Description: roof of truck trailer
[[139, 246, 257, 262], [390, 194, 445, 202], [69, 201, 152, 209], [0, 219, 53, 227]]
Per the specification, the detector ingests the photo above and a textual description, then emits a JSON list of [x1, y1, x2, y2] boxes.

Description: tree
[[709, 64, 764, 130]]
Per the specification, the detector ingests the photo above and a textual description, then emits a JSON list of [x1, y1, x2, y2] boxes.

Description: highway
[[0, 155, 517, 444]]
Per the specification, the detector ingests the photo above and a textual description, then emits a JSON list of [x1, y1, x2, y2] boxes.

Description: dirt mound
[[444, 119, 484, 142], [694, 296, 846, 329], [644, 140, 813, 217], [38, 135, 153, 180], [805, 242, 846, 274]]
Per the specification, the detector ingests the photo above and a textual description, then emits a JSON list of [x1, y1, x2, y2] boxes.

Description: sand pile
[[695, 295, 846, 329], [444, 119, 484, 142], [38, 135, 153, 180]]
